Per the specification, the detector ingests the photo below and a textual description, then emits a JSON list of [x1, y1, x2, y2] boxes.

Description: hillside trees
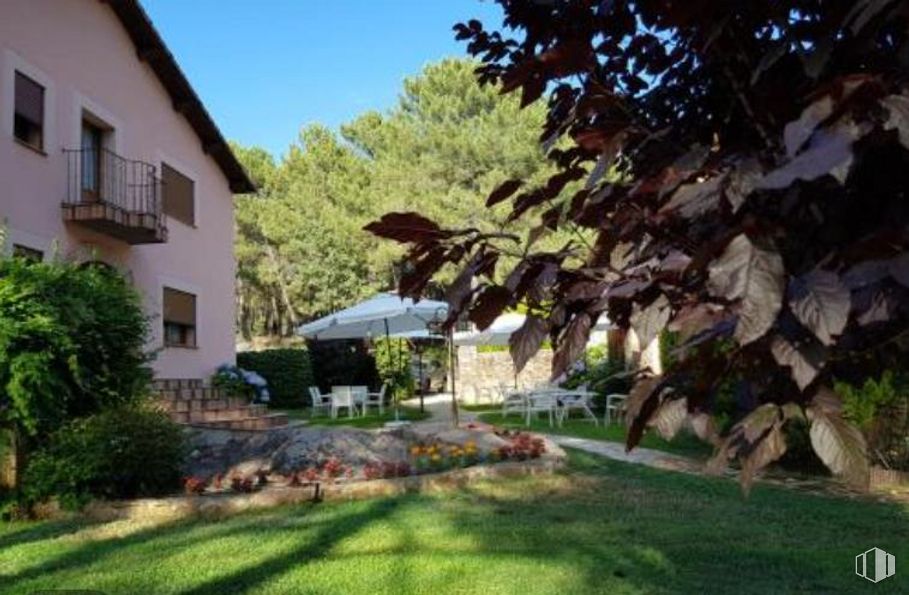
[[234, 59, 558, 337]]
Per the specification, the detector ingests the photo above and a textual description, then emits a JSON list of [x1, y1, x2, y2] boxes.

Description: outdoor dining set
[[496, 384, 629, 428], [308, 385, 388, 418]]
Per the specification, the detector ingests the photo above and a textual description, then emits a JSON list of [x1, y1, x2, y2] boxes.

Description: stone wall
[[456, 346, 553, 404]]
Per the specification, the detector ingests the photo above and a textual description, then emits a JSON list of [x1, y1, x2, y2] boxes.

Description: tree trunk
[[265, 244, 298, 335], [1, 426, 26, 492]]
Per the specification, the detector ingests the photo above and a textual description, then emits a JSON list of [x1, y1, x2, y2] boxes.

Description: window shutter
[[161, 163, 195, 225], [15, 72, 44, 124], [163, 287, 196, 326]]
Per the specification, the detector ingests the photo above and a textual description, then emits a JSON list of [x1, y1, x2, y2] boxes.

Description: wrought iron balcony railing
[[61, 148, 167, 244]]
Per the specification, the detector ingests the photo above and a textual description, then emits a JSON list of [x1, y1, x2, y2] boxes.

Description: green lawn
[[281, 406, 430, 429], [476, 411, 713, 459], [1, 450, 906, 594]]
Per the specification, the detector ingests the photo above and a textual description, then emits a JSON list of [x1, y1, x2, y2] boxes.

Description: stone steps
[[153, 378, 288, 432]]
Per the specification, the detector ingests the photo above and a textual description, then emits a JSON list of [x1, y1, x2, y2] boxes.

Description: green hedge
[[237, 348, 314, 407]]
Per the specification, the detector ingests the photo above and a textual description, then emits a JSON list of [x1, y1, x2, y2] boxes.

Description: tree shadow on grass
[[6, 504, 335, 589], [0, 517, 100, 551], [4, 453, 908, 594], [431, 450, 909, 594], [180, 498, 401, 594]]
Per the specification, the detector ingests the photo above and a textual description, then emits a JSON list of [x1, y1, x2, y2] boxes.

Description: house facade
[[0, 0, 254, 380]]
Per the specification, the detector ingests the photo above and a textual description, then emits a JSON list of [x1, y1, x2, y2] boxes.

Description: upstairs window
[[161, 163, 195, 226], [14, 72, 44, 151], [163, 287, 196, 348]]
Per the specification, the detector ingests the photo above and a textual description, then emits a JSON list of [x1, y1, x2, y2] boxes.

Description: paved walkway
[[402, 393, 478, 430], [547, 435, 703, 474]]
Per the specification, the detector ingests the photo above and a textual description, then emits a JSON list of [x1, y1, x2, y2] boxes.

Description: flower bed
[[181, 430, 549, 497], [73, 431, 565, 523]]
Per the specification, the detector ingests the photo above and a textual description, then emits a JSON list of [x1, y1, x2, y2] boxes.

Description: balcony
[[62, 148, 167, 244]]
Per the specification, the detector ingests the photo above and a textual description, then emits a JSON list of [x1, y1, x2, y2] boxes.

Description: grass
[[281, 406, 430, 429], [1, 449, 906, 594], [476, 411, 713, 459]]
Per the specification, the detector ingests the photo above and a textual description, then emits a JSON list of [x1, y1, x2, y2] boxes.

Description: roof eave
[[104, 0, 257, 194]]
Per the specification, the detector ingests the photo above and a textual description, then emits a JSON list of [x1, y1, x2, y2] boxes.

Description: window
[[161, 163, 195, 226], [12, 244, 43, 262], [14, 71, 44, 151], [81, 120, 104, 199], [163, 287, 196, 348]]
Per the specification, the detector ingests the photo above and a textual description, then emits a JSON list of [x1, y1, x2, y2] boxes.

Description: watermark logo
[[856, 547, 896, 583]]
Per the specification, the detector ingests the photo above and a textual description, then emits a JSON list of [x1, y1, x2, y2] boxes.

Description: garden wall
[[457, 346, 552, 404]]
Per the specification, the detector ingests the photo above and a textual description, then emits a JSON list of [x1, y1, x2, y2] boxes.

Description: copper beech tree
[[366, 1, 909, 489]]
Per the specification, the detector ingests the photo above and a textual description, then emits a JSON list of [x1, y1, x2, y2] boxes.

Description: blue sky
[[142, 0, 504, 158]]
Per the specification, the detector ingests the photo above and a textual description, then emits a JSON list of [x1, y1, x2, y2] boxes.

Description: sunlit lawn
[[281, 405, 429, 429], [2, 450, 906, 594], [476, 410, 713, 459]]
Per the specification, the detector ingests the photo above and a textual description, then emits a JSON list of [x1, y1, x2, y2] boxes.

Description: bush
[[23, 405, 185, 508], [563, 348, 631, 410], [374, 337, 414, 400], [0, 257, 152, 438], [237, 348, 314, 407], [836, 371, 909, 470]]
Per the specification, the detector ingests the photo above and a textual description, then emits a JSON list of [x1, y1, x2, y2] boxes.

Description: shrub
[[211, 365, 254, 399], [23, 405, 185, 508], [237, 348, 314, 407], [563, 351, 631, 410], [374, 337, 414, 400], [0, 257, 152, 490], [836, 371, 909, 470]]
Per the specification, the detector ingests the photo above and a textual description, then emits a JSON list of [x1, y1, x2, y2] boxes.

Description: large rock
[[183, 425, 515, 479], [184, 426, 413, 478]]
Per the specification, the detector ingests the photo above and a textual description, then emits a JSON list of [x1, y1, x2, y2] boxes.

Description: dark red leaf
[[468, 285, 512, 331], [551, 312, 592, 378], [364, 212, 451, 244], [788, 270, 850, 346], [486, 179, 524, 207], [510, 315, 549, 373]]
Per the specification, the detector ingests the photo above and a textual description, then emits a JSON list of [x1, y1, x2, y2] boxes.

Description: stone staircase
[[153, 378, 289, 431]]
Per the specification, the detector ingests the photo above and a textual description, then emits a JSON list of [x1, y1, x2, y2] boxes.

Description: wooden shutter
[[163, 287, 196, 326], [14, 72, 43, 125], [161, 163, 195, 225]]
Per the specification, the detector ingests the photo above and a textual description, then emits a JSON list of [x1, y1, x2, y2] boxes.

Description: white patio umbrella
[[297, 293, 448, 340], [297, 293, 452, 424]]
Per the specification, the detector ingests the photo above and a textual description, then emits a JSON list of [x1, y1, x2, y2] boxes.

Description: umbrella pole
[[383, 319, 400, 422], [417, 345, 424, 413]]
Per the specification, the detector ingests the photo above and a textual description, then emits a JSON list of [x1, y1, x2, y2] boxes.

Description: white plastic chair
[[604, 393, 628, 426], [331, 386, 358, 419], [364, 384, 387, 415], [557, 391, 599, 426], [525, 392, 558, 427], [502, 388, 526, 418], [309, 386, 331, 417], [351, 385, 368, 414]]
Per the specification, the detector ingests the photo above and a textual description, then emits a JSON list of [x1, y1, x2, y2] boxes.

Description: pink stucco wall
[[0, 0, 237, 379]]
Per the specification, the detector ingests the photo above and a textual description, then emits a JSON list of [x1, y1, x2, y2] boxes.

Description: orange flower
[[410, 446, 423, 456], [431, 454, 442, 462]]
